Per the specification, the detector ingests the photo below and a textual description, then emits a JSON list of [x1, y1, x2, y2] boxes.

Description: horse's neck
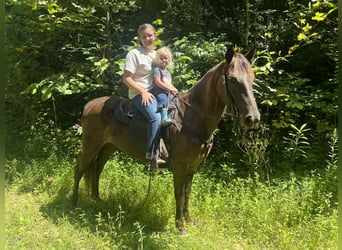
[[182, 62, 226, 138]]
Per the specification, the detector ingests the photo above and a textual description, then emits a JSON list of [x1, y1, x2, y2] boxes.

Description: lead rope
[[135, 166, 153, 213], [135, 122, 163, 213]]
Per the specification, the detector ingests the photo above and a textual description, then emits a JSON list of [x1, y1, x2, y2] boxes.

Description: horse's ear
[[245, 47, 256, 62], [225, 45, 235, 64]]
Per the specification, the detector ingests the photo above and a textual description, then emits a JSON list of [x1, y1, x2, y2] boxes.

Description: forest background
[[5, 0, 338, 249]]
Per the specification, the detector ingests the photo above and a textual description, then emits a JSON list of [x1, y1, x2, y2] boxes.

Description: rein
[[177, 95, 223, 120]]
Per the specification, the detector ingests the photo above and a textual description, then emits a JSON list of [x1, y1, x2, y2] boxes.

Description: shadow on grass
[[39, 175, 176, 248]]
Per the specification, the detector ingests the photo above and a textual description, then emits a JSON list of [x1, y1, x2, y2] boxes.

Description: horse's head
[[218, 46, 260, 128]]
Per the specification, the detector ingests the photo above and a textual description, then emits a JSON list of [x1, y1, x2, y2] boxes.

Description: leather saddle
[[114, 94, 179, 125], [114, 94, 179, 165]]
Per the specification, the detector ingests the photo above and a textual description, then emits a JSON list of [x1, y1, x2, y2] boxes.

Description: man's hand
[[141, 91, 155, 106]]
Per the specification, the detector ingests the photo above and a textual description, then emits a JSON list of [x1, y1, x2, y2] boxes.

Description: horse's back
[[80, 96, 126, 149], [82, 96, 123, 121], [81, 96, 123, 142], [83, 96, 110, 116]]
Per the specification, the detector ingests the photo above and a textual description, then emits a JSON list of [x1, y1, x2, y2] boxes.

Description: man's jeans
[[131, 94, 161, 155]]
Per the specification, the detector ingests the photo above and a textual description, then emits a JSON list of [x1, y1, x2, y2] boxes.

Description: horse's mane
[[185, 62, 223, 95], [185, 52, 255, 96]]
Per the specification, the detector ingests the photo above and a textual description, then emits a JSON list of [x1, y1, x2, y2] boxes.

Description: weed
[[134, 221, 146, 249], [282, 123, 311, 170], [236, 123, 271, 176]]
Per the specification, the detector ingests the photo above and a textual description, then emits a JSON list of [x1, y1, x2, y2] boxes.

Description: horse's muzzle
[[244, 112, 260, 128]]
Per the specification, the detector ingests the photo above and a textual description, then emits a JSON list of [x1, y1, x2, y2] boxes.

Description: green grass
[[5, 155, 337, 249]]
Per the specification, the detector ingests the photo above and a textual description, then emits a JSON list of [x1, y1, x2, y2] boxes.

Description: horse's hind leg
[[72, 134, 104, 206], [72, 150, 97, 206], [90, 143, 115, 200]]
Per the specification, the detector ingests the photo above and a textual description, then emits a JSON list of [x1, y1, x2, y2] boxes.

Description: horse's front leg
[[174, 180, 187, 235], [183, 173, 194, 225], [173, 172, 194, 236]]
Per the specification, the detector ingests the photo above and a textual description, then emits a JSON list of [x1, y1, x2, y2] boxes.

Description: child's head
[[155, 47, 173, 69]]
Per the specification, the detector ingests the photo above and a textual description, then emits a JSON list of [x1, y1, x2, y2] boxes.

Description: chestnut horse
[[71, 46, 260, 235]]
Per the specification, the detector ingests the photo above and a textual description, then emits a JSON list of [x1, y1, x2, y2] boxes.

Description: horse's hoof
[[178, 228, 189, 237], [186, 218, 199, 227], [185, 218, 192, 225], [180, 230, 189, 237]]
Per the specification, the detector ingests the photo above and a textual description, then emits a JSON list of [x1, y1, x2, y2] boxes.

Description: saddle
[[115, 93, 179, 124], [114, 93, 179, 165]]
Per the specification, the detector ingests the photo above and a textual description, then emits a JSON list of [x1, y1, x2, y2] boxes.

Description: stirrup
[[151, 158, 167, 171], [162, 119, 172, 127], [157, 158, 167, 164]]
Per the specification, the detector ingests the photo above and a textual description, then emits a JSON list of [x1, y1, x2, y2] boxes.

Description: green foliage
[[5, 0, 140, 151], [169, 33, 226, 91]]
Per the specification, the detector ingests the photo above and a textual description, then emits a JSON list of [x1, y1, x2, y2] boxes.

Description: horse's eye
[[228, 76, 237, 82]]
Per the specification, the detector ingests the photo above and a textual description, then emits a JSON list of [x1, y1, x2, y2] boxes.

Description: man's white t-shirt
[[124, 47, 156, 99]]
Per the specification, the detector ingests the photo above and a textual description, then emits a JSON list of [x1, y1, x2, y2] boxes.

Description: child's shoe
[[161, 108, 171, 127]]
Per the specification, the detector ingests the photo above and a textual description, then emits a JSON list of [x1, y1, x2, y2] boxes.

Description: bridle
[[222, 64, 239, 119]]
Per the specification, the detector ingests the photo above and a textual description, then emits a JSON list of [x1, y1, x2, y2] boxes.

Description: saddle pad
[[114, 102, 145, 124], [128, 118, 148, 152], [115, 108, 131, 124]]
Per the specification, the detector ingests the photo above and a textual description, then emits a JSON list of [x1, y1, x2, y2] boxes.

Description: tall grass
[[6, 147, 337, 249]]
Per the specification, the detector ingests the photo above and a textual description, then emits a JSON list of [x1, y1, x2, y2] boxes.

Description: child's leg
[[156, 92, 168, 109], [157, 93, 171, 126]]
